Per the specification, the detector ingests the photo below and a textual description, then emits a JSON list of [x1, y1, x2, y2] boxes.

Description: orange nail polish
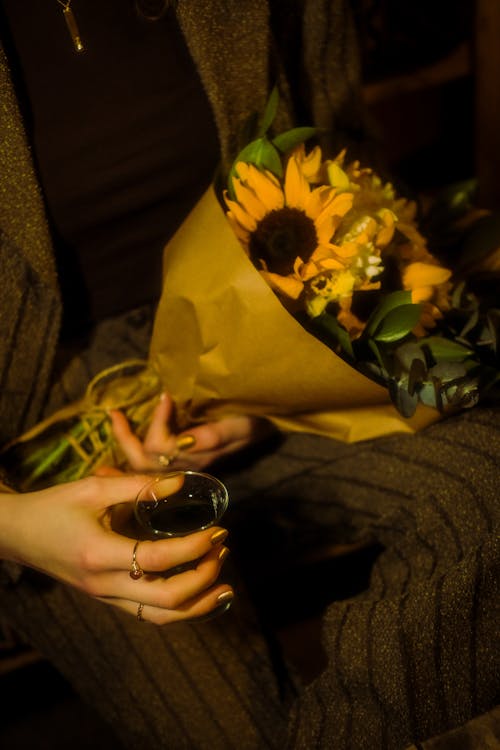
[[176, 434, 196, 451], [210, 529, 228, 545], [217, 590, 234, 604]]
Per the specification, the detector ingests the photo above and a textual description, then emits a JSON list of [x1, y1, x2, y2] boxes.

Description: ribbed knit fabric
[[1, 3, 498, 746], [0, 0, 369, 444], [1, 307, 498, 749]]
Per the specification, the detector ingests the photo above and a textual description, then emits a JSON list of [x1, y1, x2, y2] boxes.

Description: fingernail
[[176, 434, 196, 451], [217, 590, 234, 604], [218, 546, 230, 563], [210, 529, 228, 546]]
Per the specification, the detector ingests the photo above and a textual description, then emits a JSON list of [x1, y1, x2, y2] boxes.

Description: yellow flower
[[402, 261, 452, 335], [294, 144, 323, 183], [305, 270, 357, 317], [225, 153, 354, 300], [402, 262, 452, 298]]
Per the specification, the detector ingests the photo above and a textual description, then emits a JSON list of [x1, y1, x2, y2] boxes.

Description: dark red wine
[[144, 496, 216, 536]]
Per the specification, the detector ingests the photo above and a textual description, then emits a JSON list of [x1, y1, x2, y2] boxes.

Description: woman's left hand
[[108, 393, 274, 472]]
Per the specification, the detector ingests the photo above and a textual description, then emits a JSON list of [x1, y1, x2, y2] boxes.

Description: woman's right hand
[[0, 474, 232, 624]]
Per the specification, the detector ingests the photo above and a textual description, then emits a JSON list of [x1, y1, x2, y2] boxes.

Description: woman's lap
[[2, 305, 499, 748], [221, 406, 500, 748]]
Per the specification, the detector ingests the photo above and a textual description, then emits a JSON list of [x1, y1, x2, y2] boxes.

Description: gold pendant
[[62, 6, 85, 53]]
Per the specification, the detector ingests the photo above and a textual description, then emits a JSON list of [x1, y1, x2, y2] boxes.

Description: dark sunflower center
[[249, 207, 318, 275]]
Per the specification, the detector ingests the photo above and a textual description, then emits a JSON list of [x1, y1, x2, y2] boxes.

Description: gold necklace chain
[[56, 0, 85, 53]]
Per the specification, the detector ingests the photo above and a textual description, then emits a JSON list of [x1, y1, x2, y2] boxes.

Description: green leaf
[[421, 336, 474, 362], [367, 338, 386, 371], [237, 138, 282, 173], [373, 304, 422, 342], [228, 137, 283, 198], [272, 127, 317, 154], [459, 309, 479, 339], [365, 291, 413, 337], [257, 86, 280, 137], [313, 312, 354, 358], [451, 280, 467, 309]]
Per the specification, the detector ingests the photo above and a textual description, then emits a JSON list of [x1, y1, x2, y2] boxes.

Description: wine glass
[[134, 470, 229, 539], [134, 471, 231, 619]]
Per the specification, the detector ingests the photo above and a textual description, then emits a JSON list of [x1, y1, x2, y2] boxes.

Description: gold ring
[[129, 540, 144, 580], [137, 602, 145, 621], [156, 452, 176, 467]]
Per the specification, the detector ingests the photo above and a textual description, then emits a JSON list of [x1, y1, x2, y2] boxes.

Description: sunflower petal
[[284, 155, 310, 209], [260, 270, 304, 299], [224, 194, 257, 232], [305, 185, 338, 221], [237, 163, 284, 213], [300, 260, 321, 281], [225, 212, 250, 247], [318, 255, 346, 271], [298, 145, 323, 182], [315, 213, 335, 245], [327, 161, 350, 190], [232, 179, 269, 222]]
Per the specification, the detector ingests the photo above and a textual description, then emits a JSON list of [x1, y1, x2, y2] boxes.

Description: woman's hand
[[0, 474, 232, 624], [109, 392, 275, 472]]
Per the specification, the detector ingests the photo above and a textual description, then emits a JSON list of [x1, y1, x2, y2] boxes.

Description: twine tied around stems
[[0, 360, 163, 491]]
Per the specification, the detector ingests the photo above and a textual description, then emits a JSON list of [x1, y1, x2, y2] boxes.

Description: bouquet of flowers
[[222, 108, 497, 418], [2, 92, 499, 491]]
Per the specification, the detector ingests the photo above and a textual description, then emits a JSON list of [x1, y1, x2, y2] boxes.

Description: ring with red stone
[[129, 540, 144, 580]]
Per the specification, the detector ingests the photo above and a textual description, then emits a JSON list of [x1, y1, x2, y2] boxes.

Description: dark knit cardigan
[[1, 5, 498, 749], [0, 0, 367, 447]]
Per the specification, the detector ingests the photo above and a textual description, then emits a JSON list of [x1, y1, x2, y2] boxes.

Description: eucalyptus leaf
[[365, 291, 413, 337], [407, 357, 427, 396], [373, 304, 422, 342], [393, 342, 427, 372], [272, 127, 317, 154], [388, 378, 419, 418], [422, 336, 474, 362]]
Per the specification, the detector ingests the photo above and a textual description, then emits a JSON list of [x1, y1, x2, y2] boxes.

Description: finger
[[91, 543, 230, 606], [167, 418, 273, 471], [38, 473, 151, 511], [100, 583, 234, 625], [108, 409, 151, 469], [143, 393, 175, 450], [179, 416, 268, 455], [93, 466, 125, 477], [83, 516, 228, 574], [110, 403, 180, 472]]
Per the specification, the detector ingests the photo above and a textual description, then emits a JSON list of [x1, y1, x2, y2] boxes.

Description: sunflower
[[224, 153, 354, 301]]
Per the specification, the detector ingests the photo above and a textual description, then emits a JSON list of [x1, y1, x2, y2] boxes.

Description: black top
[[2, 0, 219, 336]]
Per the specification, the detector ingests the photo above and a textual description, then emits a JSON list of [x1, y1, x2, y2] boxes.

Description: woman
[[0, 1, 498, 748]]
